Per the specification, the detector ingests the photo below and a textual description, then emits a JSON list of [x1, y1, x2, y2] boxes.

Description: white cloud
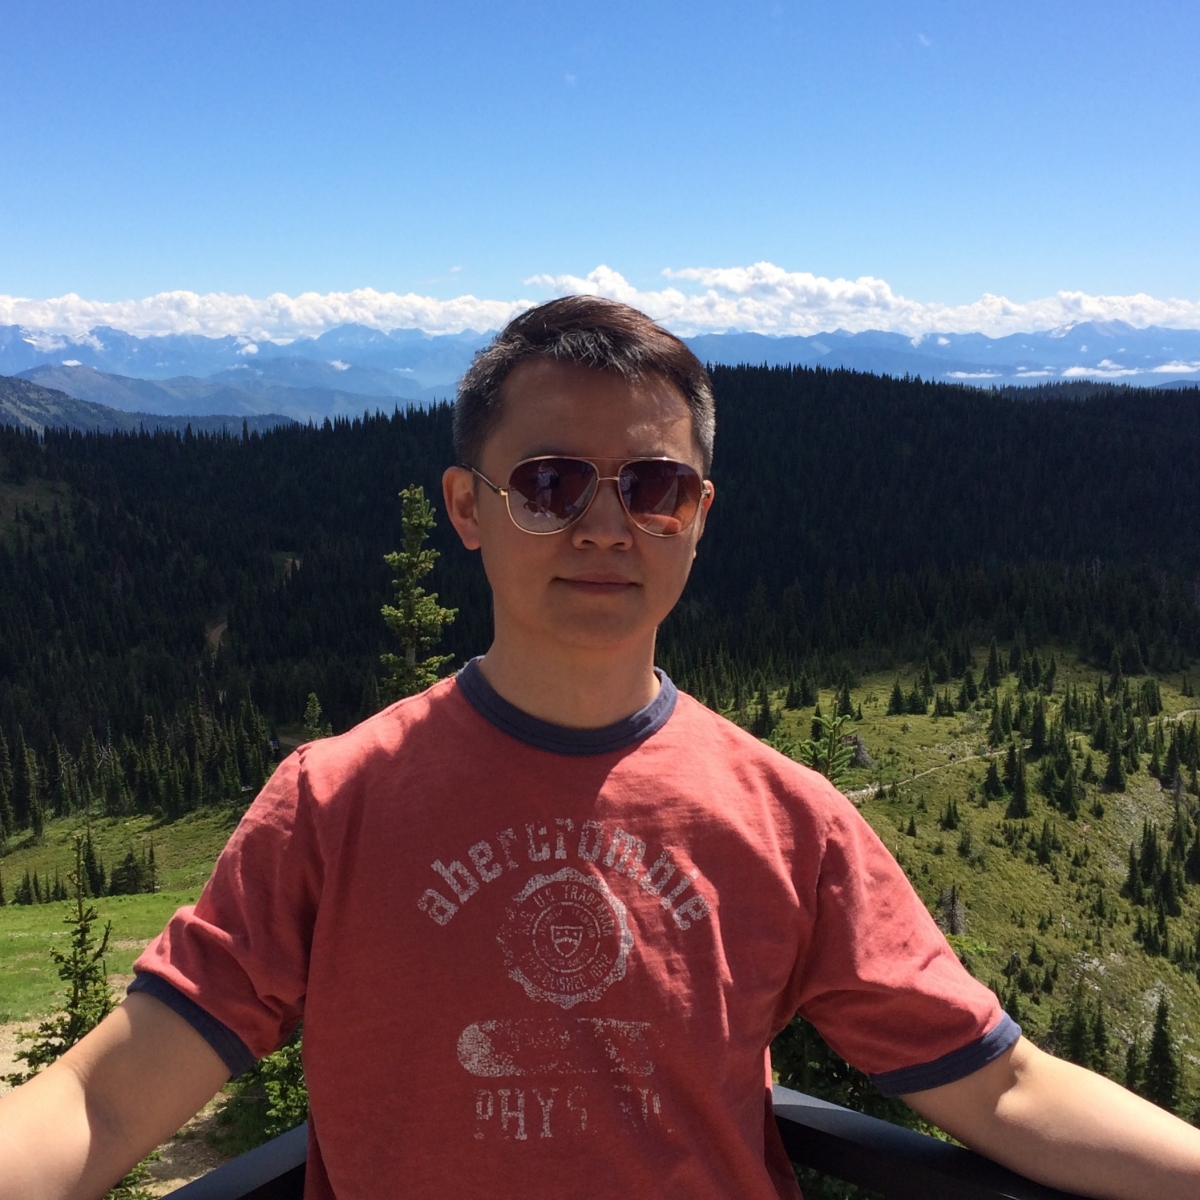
[[3, 263, 1200, 342], [1062, 362, 1142, 378], [1152, 360, 1200, 373], [946, 370, 1001, 379], [61, 359, 81, 366], [531, 263, 1200, 338], [0, 287, 528, 342]]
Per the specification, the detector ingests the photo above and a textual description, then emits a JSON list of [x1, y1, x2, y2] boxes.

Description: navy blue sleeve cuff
[[869, 1013, 1022, 1096], [129, 972, 257, 1079]]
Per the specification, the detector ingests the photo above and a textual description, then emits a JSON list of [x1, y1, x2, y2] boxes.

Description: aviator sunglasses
[[465, 456, 712, 537]]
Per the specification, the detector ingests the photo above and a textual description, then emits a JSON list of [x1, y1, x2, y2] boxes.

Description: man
[[1, 297, 1198, 1199]]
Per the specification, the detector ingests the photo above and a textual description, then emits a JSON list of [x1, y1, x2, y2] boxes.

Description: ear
[[693, 479, 715, 546], [443, 465, 482, 551]]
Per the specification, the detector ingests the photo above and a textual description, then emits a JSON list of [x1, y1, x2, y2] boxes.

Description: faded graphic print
[[417, 816, 710, 1143]]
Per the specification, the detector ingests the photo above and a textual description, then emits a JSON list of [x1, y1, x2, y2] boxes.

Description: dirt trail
[[0, 1020, 39, 1095], [845, 706, 1200, 805]]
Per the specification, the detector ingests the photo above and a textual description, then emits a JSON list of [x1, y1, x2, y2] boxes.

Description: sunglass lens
[[620, 460, 704, 536], [506, 458, 598, 532]]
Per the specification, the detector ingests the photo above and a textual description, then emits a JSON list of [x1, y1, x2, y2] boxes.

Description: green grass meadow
[[0, 808, 240, 1022]]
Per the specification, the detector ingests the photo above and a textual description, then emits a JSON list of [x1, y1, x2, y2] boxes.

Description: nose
[[570, 475, 634, 549]]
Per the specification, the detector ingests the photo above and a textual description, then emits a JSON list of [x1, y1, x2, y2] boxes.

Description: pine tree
[[799, 710, 854, 790], [0, 730, 13, 840], [4, 837, 113, 1086], [1124, 1037, 1144, 1096], [988, 704, 1003, 747], [810, 700, 824, 741], [1104, 737, 1127, 792], [12, 728, 31, 829], [1043, 653, 1058, 695], [983, 760, 1004, 801], [380, 485, 458, 701], [82, 826, 107, 898], [1007, 750, 1030, 819], [999, 694, 1013, 739], [1143, 996, 1181, 1113], [28, 746, 45, 839], [1003, 742, 1019, 792], [302, 693, 334, 742], [1029, 698, 1047, 758], [919, 661, 935, 701], [752, 684, 777, 738], [985, 639, 1003, 688], [1091, 998, 1109, 1076], [888, 679, 905, 716], [1063, 985, 1092, 1067]]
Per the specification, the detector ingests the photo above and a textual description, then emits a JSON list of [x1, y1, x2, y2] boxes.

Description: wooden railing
[[169, 1085, 1086, 1198]]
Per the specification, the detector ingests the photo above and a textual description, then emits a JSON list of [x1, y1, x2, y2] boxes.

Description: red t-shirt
[[134, 665, 1013, 1199]]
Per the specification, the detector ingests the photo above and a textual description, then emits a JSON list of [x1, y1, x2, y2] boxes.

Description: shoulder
[[662, 690, 861, 835], [258, 675, 471, 814]]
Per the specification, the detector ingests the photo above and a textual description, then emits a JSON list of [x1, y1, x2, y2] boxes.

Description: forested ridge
[[2, 366, 1198, 788]]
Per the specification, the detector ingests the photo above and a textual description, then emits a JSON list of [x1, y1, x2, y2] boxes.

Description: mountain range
[[0, 375, 292, 436], [2, 319, 1198, 426]]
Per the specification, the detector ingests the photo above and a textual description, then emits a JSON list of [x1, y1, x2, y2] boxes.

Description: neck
[[477, 628, 660, 729]]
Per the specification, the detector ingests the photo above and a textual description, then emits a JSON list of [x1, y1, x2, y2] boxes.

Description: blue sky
[[2, 0, 1198, 335]]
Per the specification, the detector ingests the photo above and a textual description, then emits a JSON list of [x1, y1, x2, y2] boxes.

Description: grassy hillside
[[762, 651, 1200, 1108]]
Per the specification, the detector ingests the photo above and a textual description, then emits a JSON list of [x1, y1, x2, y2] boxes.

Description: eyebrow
[[513, 447, 679, 461]]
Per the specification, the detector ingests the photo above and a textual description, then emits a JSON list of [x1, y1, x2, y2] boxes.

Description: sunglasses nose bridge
[[572, 472, 635, 535]]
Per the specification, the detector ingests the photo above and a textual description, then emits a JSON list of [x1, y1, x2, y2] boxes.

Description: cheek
[[646, 542, 698, 599], [479, 525, 557, 595]]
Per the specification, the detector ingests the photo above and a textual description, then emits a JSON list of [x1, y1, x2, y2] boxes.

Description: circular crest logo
[[497, 867, 634, 1009]]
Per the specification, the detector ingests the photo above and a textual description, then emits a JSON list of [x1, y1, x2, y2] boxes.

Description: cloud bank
[[4, 263, 1200, 341]]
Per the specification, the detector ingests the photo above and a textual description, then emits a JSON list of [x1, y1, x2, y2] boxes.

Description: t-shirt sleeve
[[787, 778, 1018, 1093], [132, 750, 322, 1061]]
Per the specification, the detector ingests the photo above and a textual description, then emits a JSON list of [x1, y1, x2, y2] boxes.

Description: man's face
[[443, 358, 714, 657]]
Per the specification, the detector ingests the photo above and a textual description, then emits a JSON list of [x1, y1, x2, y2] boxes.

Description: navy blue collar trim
[[456, 657, 677, 757]]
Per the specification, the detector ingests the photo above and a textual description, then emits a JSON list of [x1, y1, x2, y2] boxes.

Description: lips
[[556, 575, 640, 593]]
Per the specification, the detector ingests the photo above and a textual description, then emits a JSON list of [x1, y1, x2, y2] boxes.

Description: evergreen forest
[[3, 366, 1198, 774]]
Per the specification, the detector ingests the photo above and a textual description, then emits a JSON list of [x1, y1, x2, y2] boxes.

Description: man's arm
[[903, 1034, 1200, 1200], [0, 993, 231, 1200]]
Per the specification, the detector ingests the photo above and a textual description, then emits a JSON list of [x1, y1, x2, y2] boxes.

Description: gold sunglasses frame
[[463, 455, 712, 538]]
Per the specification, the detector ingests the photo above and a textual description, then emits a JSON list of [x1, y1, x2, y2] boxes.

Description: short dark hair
[[454, 296, 715, 473]]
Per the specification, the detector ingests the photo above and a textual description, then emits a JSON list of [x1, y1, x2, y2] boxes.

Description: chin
[[545, 610, 651, 651]]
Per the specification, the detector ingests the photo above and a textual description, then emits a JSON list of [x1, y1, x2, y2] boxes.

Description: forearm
[[0, 995, 230, 1200], [906, 1037, 1200, 1200], [0, 1064, 104, 1200]]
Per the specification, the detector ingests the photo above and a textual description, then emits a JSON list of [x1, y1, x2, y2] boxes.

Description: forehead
[[484, 358, 699, 465]]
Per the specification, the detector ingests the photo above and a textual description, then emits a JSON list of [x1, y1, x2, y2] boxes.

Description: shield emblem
[[550, 924, 584, 956]]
